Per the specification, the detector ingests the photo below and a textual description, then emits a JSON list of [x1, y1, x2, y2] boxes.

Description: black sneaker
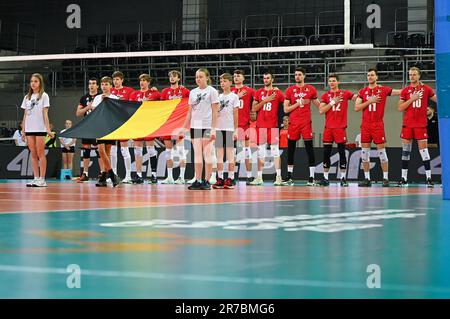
[[382, 179, 390, 187], [188, 180, 202, 190], [132, 175, 144, 184], [281, 178, 294, 186], [306, 177, 316, 186], [340, 178, 349, 187], [95, 172, 107, 187], [246, 177, 255, 185], [78, 173, 89, 183], [426, 177, 434, 188], [200, 180, 211, 190], [110, 174, 121, 187], [318, 178, 330, 187], [358, 178, 371, 187], [397, 178, 409, 187], [149, 175, 158, 184]]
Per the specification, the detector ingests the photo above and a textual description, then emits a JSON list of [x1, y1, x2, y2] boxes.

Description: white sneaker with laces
[[122, 177, 133, 184], [26, 178, 38, 187], [161, 177, 175, 184], [35, 179, 47, 187], [174, 177, 185, 184], [273, 176, 283, 186], [249, 177, 264, 185]]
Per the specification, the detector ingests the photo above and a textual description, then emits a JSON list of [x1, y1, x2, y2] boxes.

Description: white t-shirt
[[188, 86, 219, 129], [20, 92, 50, 133], [217, 92, 239, 131], [92, 94, 119, 109], [59, 129, 76, 148], [13, 130, 27, 146]]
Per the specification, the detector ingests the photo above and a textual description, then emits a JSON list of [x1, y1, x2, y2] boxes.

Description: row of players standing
[[76, 66, 437, 189]]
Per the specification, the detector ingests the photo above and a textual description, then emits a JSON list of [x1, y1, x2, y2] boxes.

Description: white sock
[[402, 169, 408, 180], [167, 168, 173, 179], [137, 172, 142, 178], [229, 171, 234, 179], [364, 171, 370, 180], [180, 167, 186, 179], [426, 170, 431, 179], [309, 166, 315, 178], [257, 171, 263, 179], [288, 166, 293, 173], [152, 172, 157, 177], [383, 172, 388, 180], [218, 170, 224, 179], [324, 171, 329, 180], [110, 146, 117, 173], [276, 169, 281, 177], [341, 172, 346, 179], [246, 171, 252, 178]]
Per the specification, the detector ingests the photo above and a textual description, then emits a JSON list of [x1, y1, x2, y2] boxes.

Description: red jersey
[[358, 85, 393, 124], [129, 89, 161, 102], [253, 88, 285, 129], [284, 84, 318, 125], [160, 86, 190, 100], [231, 85, 254, 128], [400, 83, 435, 128], [111, 86, 134, 100], [320, 90, 354, 129]]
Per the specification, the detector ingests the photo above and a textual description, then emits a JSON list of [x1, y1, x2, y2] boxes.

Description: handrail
[[270, 35, 308, 46], [316, 10, 343, 35], [233, 36, 270, 48]]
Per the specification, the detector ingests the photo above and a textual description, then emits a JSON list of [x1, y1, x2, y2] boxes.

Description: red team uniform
[[358, 85, 393, 144], [400, 83, 435, 140], [320, 90, 354, 144], [110, 86, 134, 100], [284, 84, 318, 141], [160, 86, 190, 100], [129, 88, 161, 102], [231, 86, 254, 140], [253, 88, 285, 145]]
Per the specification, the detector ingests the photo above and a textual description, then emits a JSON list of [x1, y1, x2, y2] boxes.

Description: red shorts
[[323, 128, 347, 144], [401, 127, 428, 140], [361, 122, 386, 144], [237, 124, 251, 141], [288, 121, 313, 141], [256, 127, 279, 145]]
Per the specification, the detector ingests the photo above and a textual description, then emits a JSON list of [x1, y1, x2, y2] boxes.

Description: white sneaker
[[26, 178, 38, 187], [161, 177, 175, 184], [187, 177, 196, 184], [249, 177, 264, 186], [273, 175, 282, 186], [35, 179, 47, 187], [209, 175, 217, 185], [122, 177, 133, 184], [174, 177, 185, 184]]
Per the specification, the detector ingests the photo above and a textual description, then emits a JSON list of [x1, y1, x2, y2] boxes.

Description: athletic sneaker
[[187, 177, 196, 184], [188, 180, 202, 190], [246, 177, 255, 185], [95, 173, 107, 187], [161, 176, 175, 184], [26, 178, 38, 187], [122, 177, 133, 184], [340, 177, 349, 187], [212, 177, 224, 189], [249, 177, 263, 186], [318, 179, 330, 187], [273, 176, 283, 186], [110, 174, 121, 187], [209, 175, 217, 185], [426, 177, 434, 188], [358, 178, 371, 187], [224, 178, 235, 189], [34, 179, 47, 187], [174, 177, 185, 185], [281, 178, 294, 186], [397, 178, 409, 187], [149, 175, 158, 184], [78, 173, 89, 182], [382, 179, 390, 187], [200, 180, 211, 190], [306, 177, 316, 186], [132, 175, 144, 184]]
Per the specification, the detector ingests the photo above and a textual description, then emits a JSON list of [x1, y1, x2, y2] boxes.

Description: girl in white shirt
[[59, 120, 76, 172], [21, 73, 53, 187], [182, 69, 219, 190]]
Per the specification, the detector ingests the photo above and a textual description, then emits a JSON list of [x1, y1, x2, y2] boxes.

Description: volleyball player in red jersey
[[318, 73, 357, 187], [397, 67, 437, 187], [355, 68, 401, 187]]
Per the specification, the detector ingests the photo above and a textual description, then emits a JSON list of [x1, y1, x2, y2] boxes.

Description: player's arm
[[76, 102, 92, 117], [398, 91, 421, 111], [283, 99, 298, 114], [311, 98, 320, 109], [252, 93, 275, 112], [355, 95, 380, 112], [210, 102, 219, 140], [319, 96, 341, 114], [391, 89, 401, 96], [351, 93, 358, 101], [431, 94, 437, 103]]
